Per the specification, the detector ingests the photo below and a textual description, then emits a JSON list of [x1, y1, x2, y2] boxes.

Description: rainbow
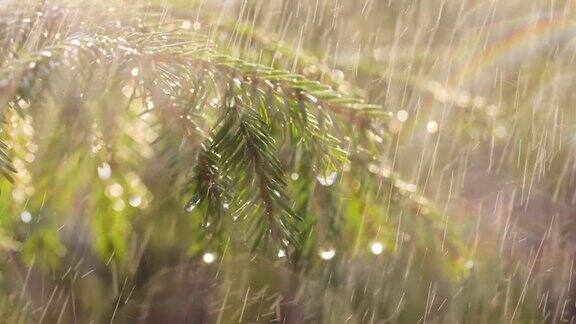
[[455, 16, 576, 84]]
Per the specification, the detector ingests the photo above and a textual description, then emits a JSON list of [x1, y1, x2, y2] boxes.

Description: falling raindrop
[[130, 67, 139, 77]]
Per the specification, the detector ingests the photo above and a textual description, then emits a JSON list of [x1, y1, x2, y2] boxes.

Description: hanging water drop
[[202, 252, 215, 264], [97, 162, 112, 180], [317, 172, 337, 186], [370, 242, 384, 255], [185, 195, 201, 211], [20, 210, 32, 223], [129, 195, 142, 207], [319, 248, 336, 260]]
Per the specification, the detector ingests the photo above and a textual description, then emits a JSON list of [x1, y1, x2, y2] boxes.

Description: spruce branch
[[0, 11, 460, 255]]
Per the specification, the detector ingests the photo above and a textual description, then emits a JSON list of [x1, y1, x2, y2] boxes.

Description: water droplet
[[129, 195, 142, 207], [426, 120, 438, 134], [396, 110, 409, 122], [373, 47, 386, 61], [25, 153, 35, 163], [97, 162, 112, 180], [222, 202, 229, 209], [23, 124, 34, 137], [146, 97, 154, 109], [486, 105, 499, 117], [12, 189, 25, 203], [130, 67, 139, 77], [186, 195, 201, 212], [202, 252, 215, 264], [290, 173, 299, 180], [181, 20, 192, 30], [121, 85, 134, 98], [319, 248, 336, 260], [20, 210, 32, 223], [112, 199, 125, 211], [370, 242, 384, 255], [106, 183, 124, 198], [494, 125, 507, 139], [317, 172, 337, 186]]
